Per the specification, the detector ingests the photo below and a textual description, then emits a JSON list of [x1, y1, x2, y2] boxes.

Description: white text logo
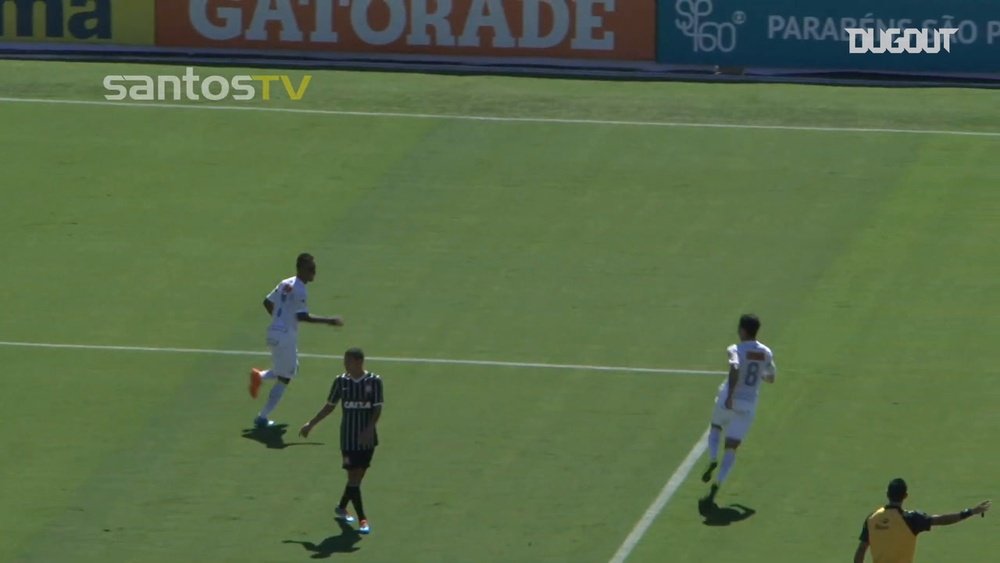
[[845, 28, 958, 54], [675, 0, 744, 53], [103, 67, 311, 102], [343, 401, 373, 409]]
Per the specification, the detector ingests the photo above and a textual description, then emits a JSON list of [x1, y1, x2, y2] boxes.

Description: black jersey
[[327, 372, 384, 451]]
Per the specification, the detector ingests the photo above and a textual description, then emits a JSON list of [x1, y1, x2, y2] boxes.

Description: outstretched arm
[[296, 311, 344, 326], [931, 500, 992, 526]]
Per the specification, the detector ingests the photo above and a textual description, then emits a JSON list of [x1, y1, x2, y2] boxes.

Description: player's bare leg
[[701, 424, 723, 483]]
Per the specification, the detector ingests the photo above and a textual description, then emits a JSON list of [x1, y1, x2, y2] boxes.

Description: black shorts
[[342, 449, 375, 469]]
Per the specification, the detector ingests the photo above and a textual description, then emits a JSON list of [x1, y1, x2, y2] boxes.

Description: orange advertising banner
[[156, 0, 654, 61]]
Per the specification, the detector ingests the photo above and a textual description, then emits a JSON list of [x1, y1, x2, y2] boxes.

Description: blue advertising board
[[657, 0, 1000, 74]]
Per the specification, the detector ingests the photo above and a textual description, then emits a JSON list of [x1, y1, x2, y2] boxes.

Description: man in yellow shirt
[[854, 478, 991, 563]]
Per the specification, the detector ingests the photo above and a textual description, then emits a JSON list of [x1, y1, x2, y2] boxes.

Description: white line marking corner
[[0, 336, 714, 561], [609, 428, 709, 563]]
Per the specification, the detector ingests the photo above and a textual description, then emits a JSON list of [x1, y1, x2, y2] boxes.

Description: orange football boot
[[249, 368, 263, 398]]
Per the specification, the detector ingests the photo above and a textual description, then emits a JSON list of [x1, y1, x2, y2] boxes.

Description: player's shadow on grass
[[698, 498, 756, 526], [283, 520, 362, 558], [241, 424, 323, 450]]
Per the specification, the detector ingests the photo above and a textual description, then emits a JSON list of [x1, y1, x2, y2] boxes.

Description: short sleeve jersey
[[859, 505, 933, 563], [716, 340, 776, 410], [265, 276, 308, 335], [327, 372, 385, 451]]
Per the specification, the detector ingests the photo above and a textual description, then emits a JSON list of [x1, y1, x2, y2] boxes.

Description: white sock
[[258, 382, 287, 419], [717, 449, 736, 484], [260, 369, 277, 381], [707, 427, 721, 463]]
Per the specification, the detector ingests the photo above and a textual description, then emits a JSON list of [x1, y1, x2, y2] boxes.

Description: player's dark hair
[[296, 253, 315, 270], [345, 347, 365, 361], [739, 314, 761, 338], [887, 478, 908, 503]]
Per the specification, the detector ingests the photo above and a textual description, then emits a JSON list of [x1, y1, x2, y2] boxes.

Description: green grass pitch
[[0, 60, 998, 562]]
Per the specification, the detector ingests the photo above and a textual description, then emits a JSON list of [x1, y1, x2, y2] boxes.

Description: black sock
[[339, 485, 352, 510], [350, 486, 366, 520]]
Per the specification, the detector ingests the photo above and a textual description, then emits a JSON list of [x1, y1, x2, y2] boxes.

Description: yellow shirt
[[860, 505, 933, 563]]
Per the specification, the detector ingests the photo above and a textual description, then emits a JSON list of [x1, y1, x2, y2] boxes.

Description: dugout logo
[[845, 28, 958, 54], [675, 0, 744, 53], [102, 67, 311, 102]]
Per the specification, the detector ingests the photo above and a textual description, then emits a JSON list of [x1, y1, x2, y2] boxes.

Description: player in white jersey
[[700, 314, 776, 500], [249, 253, 344, 428]]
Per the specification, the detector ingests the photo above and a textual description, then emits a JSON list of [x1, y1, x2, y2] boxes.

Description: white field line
[[1, 336, 716, 557], [0, 340, 723, 376], [608, 428, 710, 563], [1, 97, 999, 138]]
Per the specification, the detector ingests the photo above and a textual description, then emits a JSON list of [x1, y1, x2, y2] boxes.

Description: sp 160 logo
[[845, 28, 958, 54], [675, 0, 744, 53]]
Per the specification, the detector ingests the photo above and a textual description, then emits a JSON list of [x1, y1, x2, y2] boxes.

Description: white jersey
[[265, 276, 308, 336], [715, 340, 776, 410]]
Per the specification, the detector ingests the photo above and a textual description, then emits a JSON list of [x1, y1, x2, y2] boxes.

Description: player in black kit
[[300, 347, 384, 534]]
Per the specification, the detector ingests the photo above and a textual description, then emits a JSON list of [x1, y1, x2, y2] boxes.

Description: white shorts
[[711, 399, 756, 441], [266, 332, 298, 379]]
